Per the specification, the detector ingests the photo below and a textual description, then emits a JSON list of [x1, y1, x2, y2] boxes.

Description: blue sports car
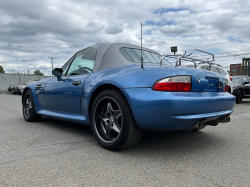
[[22, 43, 235, 150]]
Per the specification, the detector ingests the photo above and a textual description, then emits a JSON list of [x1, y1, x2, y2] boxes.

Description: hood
[[16, 85, 25, 88]]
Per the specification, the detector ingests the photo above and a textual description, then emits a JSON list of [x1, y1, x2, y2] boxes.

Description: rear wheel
[[236, 90, 243, 104], [23, 90, 42, 122], [91, 89, 143, 151]]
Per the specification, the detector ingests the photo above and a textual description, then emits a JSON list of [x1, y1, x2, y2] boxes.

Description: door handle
[[72, 81, 81, 85]]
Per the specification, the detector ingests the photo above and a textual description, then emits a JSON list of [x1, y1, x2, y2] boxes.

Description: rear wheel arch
[[90, 88, 143, 150], [88, 84, 126, 120]]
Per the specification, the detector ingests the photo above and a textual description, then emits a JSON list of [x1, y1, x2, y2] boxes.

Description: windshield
[[120, 47, 172, 66], [232, 77, 242, 83], [243, 77, 249, 82]]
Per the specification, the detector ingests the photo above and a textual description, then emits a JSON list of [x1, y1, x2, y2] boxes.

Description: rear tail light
[[224, 85, 229, 92], [224, 79, 229, 92], [152, 76, 191, 92], [229, 76, 232, 81]]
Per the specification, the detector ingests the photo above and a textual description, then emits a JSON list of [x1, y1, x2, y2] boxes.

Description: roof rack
[[160, 49, 215, 70]]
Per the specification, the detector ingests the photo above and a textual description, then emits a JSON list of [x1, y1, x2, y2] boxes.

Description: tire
[[22, 90, 42, 122], [91, 89, 143, 151], [236, 90, 243, 104], [14, 87, 19, 94]]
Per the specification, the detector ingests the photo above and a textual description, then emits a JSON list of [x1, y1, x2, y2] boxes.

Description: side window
[[211, 66, 219, 73], [67, 48, 96, 76], [61, 55, 75, 76]]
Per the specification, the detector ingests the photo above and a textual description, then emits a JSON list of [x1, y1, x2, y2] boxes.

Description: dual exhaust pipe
[[192, 121, 207, 130], [190, 116, 230, 131], [206, 116, 230, 126]]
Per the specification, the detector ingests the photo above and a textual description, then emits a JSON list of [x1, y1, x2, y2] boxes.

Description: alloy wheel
[[24, 95, 32, 118], [93, 96, 123, 143]]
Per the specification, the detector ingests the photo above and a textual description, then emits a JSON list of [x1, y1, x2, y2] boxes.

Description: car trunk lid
[[176, 67, 225, 92]]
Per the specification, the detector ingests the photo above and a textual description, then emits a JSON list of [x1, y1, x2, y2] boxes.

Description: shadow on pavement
[[35, 117, 226, 157], [38, 116, 94, 137]]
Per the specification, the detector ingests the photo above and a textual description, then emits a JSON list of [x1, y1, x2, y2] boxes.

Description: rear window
[[120, 48, 172, 66], [211, 66, 220, 73], [217, 67, 227, 76], [201, 65, 209, 70]]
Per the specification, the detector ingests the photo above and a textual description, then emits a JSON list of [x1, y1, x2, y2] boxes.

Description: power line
[[215, 52, 250, 59], [184, 34, 250, 51], [198, 52, 250, 60], [190, 48, 250, 58]]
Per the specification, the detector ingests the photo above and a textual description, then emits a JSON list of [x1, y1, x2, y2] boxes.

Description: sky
[[0, 0, 250, 75]]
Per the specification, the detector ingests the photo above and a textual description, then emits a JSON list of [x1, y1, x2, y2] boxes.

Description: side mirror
[[52, 68, 63, 81]]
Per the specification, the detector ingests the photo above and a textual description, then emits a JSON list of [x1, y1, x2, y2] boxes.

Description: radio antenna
[[141, 22, 143, 68]]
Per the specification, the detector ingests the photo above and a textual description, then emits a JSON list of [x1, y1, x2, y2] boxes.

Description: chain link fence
[[0, 73, 50, 94]]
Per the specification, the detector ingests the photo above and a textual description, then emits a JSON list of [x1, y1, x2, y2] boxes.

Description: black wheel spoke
[[91, 89, 143, 150], [93, 96, 123, 142], [111, 122, 121, 133], [22, 90, 42, 122], [24, 96, 32, 118]]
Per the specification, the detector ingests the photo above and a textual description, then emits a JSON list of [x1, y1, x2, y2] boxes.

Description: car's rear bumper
[[122, 88, 235, 131]]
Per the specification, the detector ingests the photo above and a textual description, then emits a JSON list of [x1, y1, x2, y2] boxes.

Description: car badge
[[197, 78, 200, 83]]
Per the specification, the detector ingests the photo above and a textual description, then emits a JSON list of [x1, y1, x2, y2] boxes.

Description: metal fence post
[[0, 74, 2, 94]]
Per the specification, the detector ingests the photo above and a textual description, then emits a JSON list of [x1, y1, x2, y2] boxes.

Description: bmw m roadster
[[22, 43, 235, 150]]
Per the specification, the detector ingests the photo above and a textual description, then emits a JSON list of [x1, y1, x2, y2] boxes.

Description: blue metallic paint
[[23, 64, 235, 131], [120, 88, 234, 131], [44, 75, 88, 114]]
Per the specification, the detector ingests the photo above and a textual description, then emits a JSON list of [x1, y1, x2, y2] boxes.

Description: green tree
[[0, 65, 5, 73], [34, 70, 44, 76]]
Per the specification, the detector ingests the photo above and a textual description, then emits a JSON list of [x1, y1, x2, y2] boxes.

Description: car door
[[44, 47, 96, 113]]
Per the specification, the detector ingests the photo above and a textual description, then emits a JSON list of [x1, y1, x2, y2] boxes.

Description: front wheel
[[236, 90, 243, 104], [91, 89, 143, 151], [23, 90, 42, 122]]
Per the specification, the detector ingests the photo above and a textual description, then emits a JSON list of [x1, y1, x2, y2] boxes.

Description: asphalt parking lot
[[0, 94, 250, 187]]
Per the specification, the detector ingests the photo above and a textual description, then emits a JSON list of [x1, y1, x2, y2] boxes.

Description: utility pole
[[48, 57, 56, 76]]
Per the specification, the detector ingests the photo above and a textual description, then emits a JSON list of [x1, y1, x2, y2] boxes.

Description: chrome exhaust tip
[[214, 116, 230, 123], [186, 121, 206, 132], [206, 116, 231, 126], [195, 121, 206, 130]]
